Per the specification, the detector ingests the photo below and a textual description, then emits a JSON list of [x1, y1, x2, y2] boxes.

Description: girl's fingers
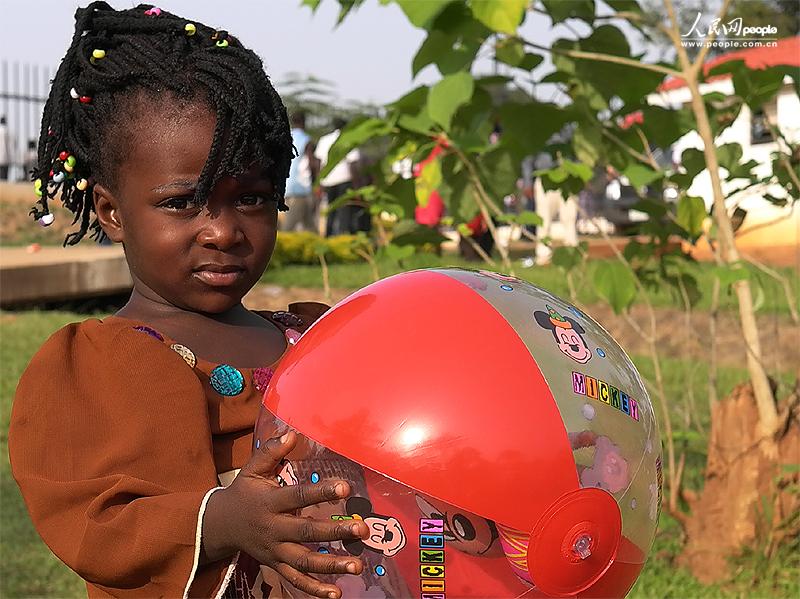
[[277, 542, 363, 576], [273, 562, 343, 599], [245, 431, 297, 478], [273, 513, 369, 544], [268, 479, 351, 512]]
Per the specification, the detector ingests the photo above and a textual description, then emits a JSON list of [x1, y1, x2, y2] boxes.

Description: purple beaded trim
[[132, 325, 164, 341]]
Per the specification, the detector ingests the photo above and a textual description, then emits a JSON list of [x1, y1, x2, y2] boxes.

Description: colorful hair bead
[[65, 155, 76, 168], [69, 88, 79, 99], [92, 49, 106, 60], [33, 179, 43, 197], [39, 213, 55, 227], [58, 151, 69, 161], [144, 7, 162, 16], [76, 179, 88, 191], [52, 172, 66, 183], [215, 39, 229, 48], [79, 95, 92, 104], [64, 163, 74, 173], [184, 23, 196, 35]]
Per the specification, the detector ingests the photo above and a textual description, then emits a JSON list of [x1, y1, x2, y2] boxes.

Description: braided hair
[[31, 2, 293, 245]]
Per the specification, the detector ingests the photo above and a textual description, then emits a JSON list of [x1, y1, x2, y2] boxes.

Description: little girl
[[8, 3, 370, 598]]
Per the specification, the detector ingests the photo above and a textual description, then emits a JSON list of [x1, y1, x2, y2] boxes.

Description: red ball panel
[[264, 270, 580, 531]]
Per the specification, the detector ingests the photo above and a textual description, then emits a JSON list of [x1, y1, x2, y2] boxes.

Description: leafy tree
[[308, 0, 800, 579]]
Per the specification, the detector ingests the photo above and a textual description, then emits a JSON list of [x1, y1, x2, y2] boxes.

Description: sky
[[0, 0, 639, 148]]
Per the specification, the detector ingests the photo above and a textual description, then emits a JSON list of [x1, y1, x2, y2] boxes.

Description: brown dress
[[9, 303, 329, 598]]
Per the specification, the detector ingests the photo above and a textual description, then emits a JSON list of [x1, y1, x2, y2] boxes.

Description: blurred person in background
[[316, 117, 366, 235], [21, 139, 37, 182], [0, 116, 12, 180], [280, 111, 319, 232]]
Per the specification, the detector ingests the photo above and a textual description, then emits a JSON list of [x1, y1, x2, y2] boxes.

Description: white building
[[647, 37, 799, 264]]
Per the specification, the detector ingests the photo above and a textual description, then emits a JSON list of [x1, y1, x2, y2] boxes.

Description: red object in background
[[414, 144, 446, 227]]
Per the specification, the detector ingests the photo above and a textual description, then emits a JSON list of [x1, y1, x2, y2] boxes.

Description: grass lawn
[[261, 253, 799, 317], [1, 311, 797, 597]]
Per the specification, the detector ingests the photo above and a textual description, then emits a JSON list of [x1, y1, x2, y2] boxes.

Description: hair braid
[[32, 2, 293, 245]]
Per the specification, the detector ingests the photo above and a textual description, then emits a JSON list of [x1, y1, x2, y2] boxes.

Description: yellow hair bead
[[215, 39, 229, 48], [76, 179, 89, 191], [185, 23, 196, 36], [92, 49, 106, 60]]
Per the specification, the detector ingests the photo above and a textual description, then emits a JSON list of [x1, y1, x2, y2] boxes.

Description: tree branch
[[691, 0, 734, 73], [521, 39, 681, 78]]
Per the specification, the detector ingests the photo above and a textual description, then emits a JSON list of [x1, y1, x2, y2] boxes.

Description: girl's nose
[[195, 208, 244, 250]]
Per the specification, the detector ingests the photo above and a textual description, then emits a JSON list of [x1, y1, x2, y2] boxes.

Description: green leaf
[[638, 106, 694, 148], [392, 223, 449, 246], [397, 111, 435, 135], [470, 0, 527, 34], [495, 37, 525, 67], [710, 60, 787, 110], [542, 0, 595, 24], [593, 261, 637, 314], [676, 195, 707, 240], [479, 145, 518, 198], [397, 0, 454, 29], [516, 210, 543, 226], [519, 53, 543, 71], [572, 126, 602, 168], [428, 72, 475, 130], [321, 117, 391, 179], [384, 242, 416, 262], [713, 264, 750, 288], [624, 163, 663, 188], [562, 160, 593, 182], [389, 86, 429, 113], [552, 245, 583, 272], [412, 30, 454, 77], [437, 38, 481, 74], [716, 143, 743, 172], [497, 102, 570, 157], [605, 0, 641, 12]]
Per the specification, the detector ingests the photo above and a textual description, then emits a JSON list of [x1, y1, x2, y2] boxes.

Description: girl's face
[[94, 104, 278, 314]]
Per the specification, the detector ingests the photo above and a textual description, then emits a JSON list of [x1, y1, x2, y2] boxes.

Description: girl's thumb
[[247, 430, 296, 476]]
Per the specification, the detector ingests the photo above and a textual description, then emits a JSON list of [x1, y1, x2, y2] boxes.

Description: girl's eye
[[237, 194, 270, 207], [160, 196, 198, 211]]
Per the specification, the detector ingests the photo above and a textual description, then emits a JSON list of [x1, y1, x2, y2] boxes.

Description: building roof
[[659, 36, 800, 92]]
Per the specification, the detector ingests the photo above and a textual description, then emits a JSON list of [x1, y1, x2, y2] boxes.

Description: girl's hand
[[202, 431, 369, 599]]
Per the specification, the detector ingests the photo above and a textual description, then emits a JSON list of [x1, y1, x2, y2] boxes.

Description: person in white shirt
[[314, 118, 366, 236], [0, 116, 12, 181]]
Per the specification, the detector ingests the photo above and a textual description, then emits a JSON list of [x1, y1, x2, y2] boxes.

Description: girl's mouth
[[192, 264, 246, 287]]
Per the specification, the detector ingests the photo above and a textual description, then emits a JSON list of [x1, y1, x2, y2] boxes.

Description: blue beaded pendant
[[210, 364, 245, 396]]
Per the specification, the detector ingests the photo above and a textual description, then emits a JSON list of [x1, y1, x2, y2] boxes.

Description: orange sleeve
[[9, 320, 231, 598]]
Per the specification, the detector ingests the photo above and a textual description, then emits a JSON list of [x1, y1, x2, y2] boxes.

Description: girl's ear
[[93, 183, 124, 242]]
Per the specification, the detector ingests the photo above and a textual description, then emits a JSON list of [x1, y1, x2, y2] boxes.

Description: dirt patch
[[244, 284, 800, 370]]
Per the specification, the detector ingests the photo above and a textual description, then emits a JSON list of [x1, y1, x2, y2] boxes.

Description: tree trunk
[[684, 77, 779, 437], [679, 382, 799, 582]]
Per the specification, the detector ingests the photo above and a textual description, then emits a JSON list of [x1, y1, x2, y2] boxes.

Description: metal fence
[[1, 60, 54, 182]]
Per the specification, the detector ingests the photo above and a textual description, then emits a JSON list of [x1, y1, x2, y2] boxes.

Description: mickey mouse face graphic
[[342, 497, 407, 558], [415, 494, 500, 556], [534, 305, 593, 364]]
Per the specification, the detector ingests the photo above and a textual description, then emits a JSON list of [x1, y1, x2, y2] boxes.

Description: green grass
[[262, 254, 799, 316], [1, 312, 87, 598], [1, 311, 797, 597]]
